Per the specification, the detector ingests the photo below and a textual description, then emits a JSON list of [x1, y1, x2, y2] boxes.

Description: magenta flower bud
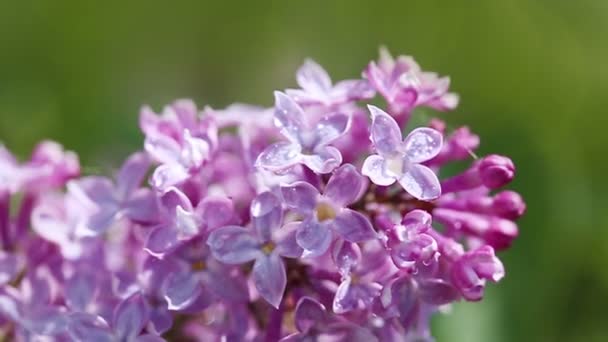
[[451, 246, 505, 301], [493, 190, 526, 220], [441, 154, 515, 193], [477, 154, 515, 189], [433, 208, 518, 250]]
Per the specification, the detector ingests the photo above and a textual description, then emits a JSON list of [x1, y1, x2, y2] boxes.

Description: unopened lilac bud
[[433, 208, 518, 250], [478, 155, 515, 189], [451, 245, 504, 301], [493, 190, 526, 219]]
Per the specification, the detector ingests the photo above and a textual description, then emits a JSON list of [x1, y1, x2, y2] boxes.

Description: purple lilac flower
[[145, 187, 235, 257], [207, 191, 302, 308], [68, 152, 157, 236], [362, 105, 443, 200], [281, 164, 376, 257], [0, 49, 525, 341], [256, 92, 350, 174], [286, 59, 375, 107], [140, 99, 218, 190], [364, 47, 459, 125]]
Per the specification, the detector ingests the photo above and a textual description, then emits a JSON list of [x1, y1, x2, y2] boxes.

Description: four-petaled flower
[[256, 92, 350, 174], [362, 105, 443, 201], [207, 192, 302, 308], [286, 59, 375, 107], [281, 164, 376, 257]]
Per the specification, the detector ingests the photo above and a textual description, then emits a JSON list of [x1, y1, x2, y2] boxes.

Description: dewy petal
[[115, 152, 150, 200], [112, 292, 149, 341], [295, 220, 333, 257], [362, 155, 396, 186], [294, 297, 327, 333], [251, 191, 283, 242], [333, 278, 382, 314], [296, 59, 332, 94], [332, 240, 362, 275], [163, 272, 202, 311], [324, 164, 365, 207], [206, 226, 261, 264], [151, 164, 190, 190], [281, 182, 318, 214], [252, 253, 287, 309], [256, 142, 302, 172], [273, 92, 308, 142], [368, 105, 402, 156], [302, 146, 342, 174], [399, 164, 441, 201], [332, 209, 376, 243], [314, 113, 351, 147], [403, 127, 443, 163]]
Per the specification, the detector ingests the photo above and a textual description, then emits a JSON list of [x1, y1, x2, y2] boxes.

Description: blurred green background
[[1, 1, 606, 341]]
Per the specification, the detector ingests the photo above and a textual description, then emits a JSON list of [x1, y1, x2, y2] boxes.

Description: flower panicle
[[0, 47, 524, 342]]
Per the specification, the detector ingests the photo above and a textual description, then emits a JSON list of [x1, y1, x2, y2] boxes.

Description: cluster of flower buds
[[0, 48, 525, 341]]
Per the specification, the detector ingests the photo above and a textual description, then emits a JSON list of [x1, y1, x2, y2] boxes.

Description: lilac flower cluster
[[0, 48, 525, 341]]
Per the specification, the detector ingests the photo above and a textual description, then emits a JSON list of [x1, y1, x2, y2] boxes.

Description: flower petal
[[116, 152, 150, 199], [66, 313, 113, 342], [200, 269, 249, 303], [252, 253, 286, 309], [361, 155, 396, 186], [332, 209, 376, 243], [295, 59, 332, 94], [314, 113, 350, 147], [206, 226, 261, 264], [332, 240, 361, 275], [113, 292, 149, 341], [403, 127, 443, 163], [151, 164, 190, 190], [332, 277, 381, 314], [273, 91, 308, 142], [294, 297, 326, 333], [301, 146, 342, 174], [417, 279, 460, 305], [281, 182, 318, 214], [324, 164, 365, 207], [197, 196, 235, 231], [65, 270, 98, 311], [399, 164, 441, 201], [124, 189, 159, 224], [295, 220, 332, 257], [144, 225, 180, 258], [163, 272, 202, 311], [0, 252, 20, 285], [274, 222, 303, 258], [368, 105, 402, 156], [256, 142, 302, 172], [251, 192, 283, 242]]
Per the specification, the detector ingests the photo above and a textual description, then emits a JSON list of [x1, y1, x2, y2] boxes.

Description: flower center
[[261, 242, 276, 255], [385, 156, 404, 177], [316, 202, 337, 222], [191, 260, 206, 271]]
